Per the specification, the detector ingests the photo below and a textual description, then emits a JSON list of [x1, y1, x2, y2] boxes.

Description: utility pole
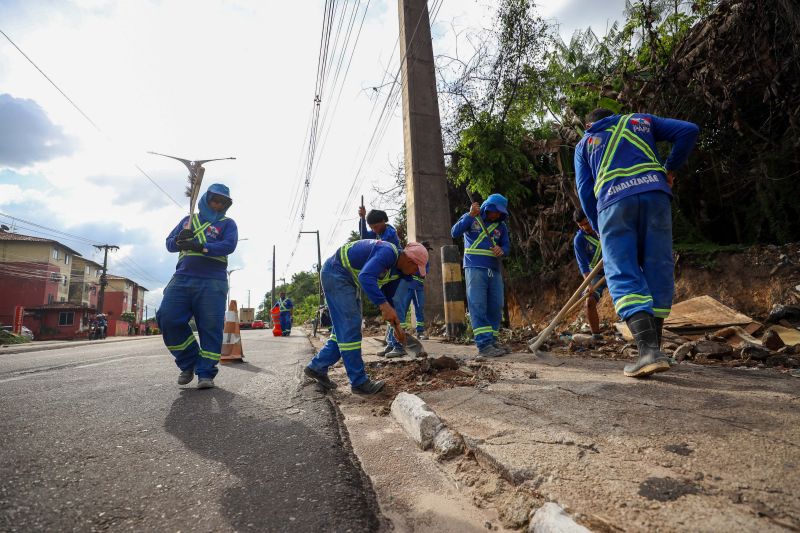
[[398, 0, 452, 322], [300, 230, 324, 309], [247, 289, 251, 308], [94, 244, 119, 314]]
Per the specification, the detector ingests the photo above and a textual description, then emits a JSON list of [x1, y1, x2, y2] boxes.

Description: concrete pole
[[398, 0, 452, 323]]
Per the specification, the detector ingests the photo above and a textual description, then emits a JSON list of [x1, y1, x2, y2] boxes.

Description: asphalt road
[[0, 331, 384, 532]]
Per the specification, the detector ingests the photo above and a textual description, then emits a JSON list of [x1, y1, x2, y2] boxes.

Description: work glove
[[177, 228, 194, 241], [176, 239, 204, 253]]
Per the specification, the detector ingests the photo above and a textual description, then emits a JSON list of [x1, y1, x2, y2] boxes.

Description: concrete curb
[[0, 335, 155, 355], [528, 503, 591, 533], [390, 392, 464, 459]]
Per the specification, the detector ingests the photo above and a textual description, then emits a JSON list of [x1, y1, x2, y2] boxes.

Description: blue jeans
[[307, 262, 368, 387], [410, 287, 425, 333], [465, 267, 504, 350], [157, 274, 227, 379], [280, 311, 292, 336], [598, 191, 673, 320]]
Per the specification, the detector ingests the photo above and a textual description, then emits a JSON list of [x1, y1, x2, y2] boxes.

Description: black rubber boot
[[624, 312, 670, 378], [654, 317, 665, 349], [351, 379, 385, 395]]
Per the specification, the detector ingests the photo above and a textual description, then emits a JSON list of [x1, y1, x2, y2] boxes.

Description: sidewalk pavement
[[0, 335, 155, 355], [333, 334, 800, 532]]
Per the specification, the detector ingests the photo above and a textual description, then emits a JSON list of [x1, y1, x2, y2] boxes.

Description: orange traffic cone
[[221, 299, 245, 363], [271, 305, 282, 337]]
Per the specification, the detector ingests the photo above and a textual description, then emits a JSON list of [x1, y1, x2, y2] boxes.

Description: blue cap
[[207, 183, 231, 199], [482, 193, 508, 214]]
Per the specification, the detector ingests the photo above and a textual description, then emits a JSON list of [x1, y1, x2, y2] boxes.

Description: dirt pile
[[365, 357, 497, 399]]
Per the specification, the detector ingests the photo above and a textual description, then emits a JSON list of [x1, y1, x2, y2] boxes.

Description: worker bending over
[[573, 207, 605, 340]]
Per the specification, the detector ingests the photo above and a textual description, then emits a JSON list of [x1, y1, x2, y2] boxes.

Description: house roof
[[106, 274, 148, 292], [0, 231, 83, 257], [71, 256, 103, 269]]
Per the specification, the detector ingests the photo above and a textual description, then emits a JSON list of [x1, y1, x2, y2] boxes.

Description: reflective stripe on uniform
[[337, 340, 361, 352], [584, 234, 602, 269], [200, 350, 221, 361], [614, 293, 653, 313], [653, 307, 671, 318], [167, 334, 197, 352], [339, 241, 399, 287], [473, 325, 493, 336], [594, 114, 666, 197], [465, 222, 499, 256]]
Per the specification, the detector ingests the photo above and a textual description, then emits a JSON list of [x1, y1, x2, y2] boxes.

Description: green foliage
[[0, 329, 30, 345], [119, 312, 136, 324], [261, 269, 321, 321]]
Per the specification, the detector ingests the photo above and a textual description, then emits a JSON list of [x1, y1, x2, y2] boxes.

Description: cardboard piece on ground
[[665, 295, 752, 331], [770, 325, 800, 346]]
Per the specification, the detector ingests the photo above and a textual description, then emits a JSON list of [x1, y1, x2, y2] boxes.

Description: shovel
[[390, 317, 427, 358]]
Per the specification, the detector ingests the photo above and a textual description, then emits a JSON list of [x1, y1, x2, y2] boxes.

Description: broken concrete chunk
[[570, 333, 595, 346], [673, 342, 695, 362], [433, 427, 464, 460], [391, 392, 443, 450], [766, 304, 800, 324], [528, 502, 591, 533], [761, 330, 786, 351], [693, 340, 733, 359]]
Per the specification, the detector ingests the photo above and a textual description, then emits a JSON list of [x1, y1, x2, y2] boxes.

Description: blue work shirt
[[575, 113, 699, 231], [358, 219, 401, 248], [408, 262, 429, 290], [166, 215, 238, 281], [573, 229, 602, 275], [277, 298, 293, 313], [451, 200, 509, 271], [329, 239, 407, 306]]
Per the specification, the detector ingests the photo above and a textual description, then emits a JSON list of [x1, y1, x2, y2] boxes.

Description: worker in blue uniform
[[451, 194, 511, 358], [276, 291, 294, 336], [573, 207, 605, 340], [575, 108, 699, 377], [385, 242, 432, 357], [158, 183, 238, 389], [357, 206, 406, 357], [304, 240, 429, 395]]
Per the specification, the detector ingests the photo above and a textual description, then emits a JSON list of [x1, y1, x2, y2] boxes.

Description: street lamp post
[[226, 268, 242, 307], [300, 230, 324, 331]]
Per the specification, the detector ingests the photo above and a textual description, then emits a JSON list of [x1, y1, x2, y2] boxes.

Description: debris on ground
[[365, 358, 497, 398]]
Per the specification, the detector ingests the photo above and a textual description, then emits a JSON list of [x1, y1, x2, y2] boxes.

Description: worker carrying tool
[[276, 291, 294, 337], [575, 108, 699, 378], [304, 239, 428, 395], [157, 183, 238, 389], [451, 193, 510, 358], [358, 206, 401, 247], [573, 207, 605, 341]]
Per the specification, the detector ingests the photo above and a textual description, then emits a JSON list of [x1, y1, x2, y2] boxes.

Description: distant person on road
[[276, 291, 294, 337], [451, 194, 510, 358], [304, 239, 428, 395], [575, 108, 699, 378], [573, 208, 605, 340], [96, 313, 107, 339], [157, 183, 238, 389]]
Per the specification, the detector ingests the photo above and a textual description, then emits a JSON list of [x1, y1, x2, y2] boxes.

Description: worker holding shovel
[[573, 207, 605, 341], [304, 240, 429, 395], [575, 108, 699, 377], [451, 194, 510, 358]]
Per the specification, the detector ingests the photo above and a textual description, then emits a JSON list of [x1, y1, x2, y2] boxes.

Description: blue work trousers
[[386, 278, 408, 349], [465, 267, 504, 349], [598, 191, 674, 320], [280, 311, 292, 336], [307, 262, 368, 387], [157, 274, 227, 379]]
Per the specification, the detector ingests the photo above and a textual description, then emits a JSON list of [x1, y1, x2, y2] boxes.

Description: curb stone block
[[391, 392, 443, 449], [528, 503, 591, 533], [433, 427, 464, 460]]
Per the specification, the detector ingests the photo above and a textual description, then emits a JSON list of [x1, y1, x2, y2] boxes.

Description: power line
[[0, 27, 182, 208]]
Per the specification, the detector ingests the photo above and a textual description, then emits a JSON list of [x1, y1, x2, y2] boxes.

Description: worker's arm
[[357, 248, 398, 306], [650, 115, 700, 171], [574, 140, 600, 232], [450, 213, 474, 239], [165, 217, 190, 253], [358, 218, 376, 240], [573, 234, 591, 275], [204, 219, 239, 256], [382, 225, 401, 248]]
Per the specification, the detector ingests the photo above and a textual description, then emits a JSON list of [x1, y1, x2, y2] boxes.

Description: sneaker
[[376, 345, 393, 357], [197, 378, 215, 389], [351, 379, 385, 395], [478, 345, 506, 358], [417, 333, 429, 340], [385, 346, 407, 358], [304, 366, 338, 390], [178, 369, 194, 385]]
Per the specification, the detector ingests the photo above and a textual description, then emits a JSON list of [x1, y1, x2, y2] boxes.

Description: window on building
[[47, 294, 54, 304], [58, 312, 74, 326], [65, 254, 70, 265], [85, 266, 90, 275], [52, 248, 59, 260], [62, 275, 68, 286], [50, 272, 61, 282]]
